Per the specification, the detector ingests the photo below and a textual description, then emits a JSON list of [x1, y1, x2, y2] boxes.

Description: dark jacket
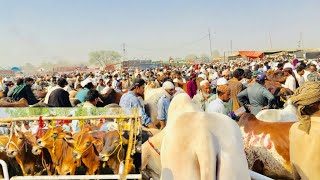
[[10, 84, 39, 105], [48, 88, 72, 107]]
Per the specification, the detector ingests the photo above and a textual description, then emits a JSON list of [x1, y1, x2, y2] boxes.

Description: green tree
[[89, 50, 122, 67]]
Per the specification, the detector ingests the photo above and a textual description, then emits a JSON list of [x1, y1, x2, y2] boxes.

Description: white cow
[[256, 99, 298, 122], [160, 93, 250, 180], [290, 113, 320, 180]]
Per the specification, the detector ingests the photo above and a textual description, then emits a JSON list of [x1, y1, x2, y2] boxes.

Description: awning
[[239, 51, 264, 59]]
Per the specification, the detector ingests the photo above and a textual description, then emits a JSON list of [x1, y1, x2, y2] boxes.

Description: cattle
[[141, 130, 164, 180], [238, 113, 295, 179], [97, 88, 124, 107], [36, 126, 77, 175], [6, 131, 42, 175], [99, 130, 134, 174], [256, 99, 298, 122], [0, 98, 28, 107], [72, 130, 104, 175], [160, 93, 250, 180], [290, 103, 320, 180]]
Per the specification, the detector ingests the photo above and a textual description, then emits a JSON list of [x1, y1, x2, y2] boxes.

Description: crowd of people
[[1, 58, 320, 130]]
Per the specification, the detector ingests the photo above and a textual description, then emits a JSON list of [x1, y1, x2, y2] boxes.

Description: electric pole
[[208, 28, 213, 59], [122, 43, 126, 62]]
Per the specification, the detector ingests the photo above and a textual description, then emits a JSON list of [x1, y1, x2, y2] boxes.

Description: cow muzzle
[[72, 152, 81, 159], [32, 146, 41, 155], [6, 150, 17, 157], [37, 139, 45, 147], [99, 154, 109, 161]]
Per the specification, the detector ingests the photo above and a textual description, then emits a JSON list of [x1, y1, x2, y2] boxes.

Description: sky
[[0, 0, 319, 67]]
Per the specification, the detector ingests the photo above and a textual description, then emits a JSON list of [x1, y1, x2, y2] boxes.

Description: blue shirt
[[119, 91, 152, 126], [157, 95, 170, 125], [75, 88, 90, 103]]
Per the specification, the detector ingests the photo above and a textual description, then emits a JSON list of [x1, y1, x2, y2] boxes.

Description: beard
[[202, 91, 211, 99]]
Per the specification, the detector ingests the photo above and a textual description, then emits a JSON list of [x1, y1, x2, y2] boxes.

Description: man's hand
[[261, 106, 269, 110], [159, 121, 165, 130], [147, 123, 157, 129]]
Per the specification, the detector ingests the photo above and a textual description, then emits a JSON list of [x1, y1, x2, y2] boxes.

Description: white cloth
[[207, 97, 227, 115], [303, 70, 310, 82], [44, 85, 61, 104], [112, 80, 118, 89], [295, 73, 305, 87], [282, 75, 296, 92], [217, 77, 228, 86], [63, 85, 72, 92], [101, 85, 112, 94]]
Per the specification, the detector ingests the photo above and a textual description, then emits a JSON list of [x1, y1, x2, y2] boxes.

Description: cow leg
[[291, 164, 301, 180]]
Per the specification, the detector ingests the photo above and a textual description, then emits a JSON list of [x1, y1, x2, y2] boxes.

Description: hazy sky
[[0, 0, 319, 67]]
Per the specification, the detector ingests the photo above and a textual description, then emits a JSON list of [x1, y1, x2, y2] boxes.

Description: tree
[[89, 50, 122, 67], [184, 54, 198, 62]]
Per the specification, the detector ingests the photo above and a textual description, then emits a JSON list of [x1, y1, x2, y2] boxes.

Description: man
[[100, 78, 112, 94], [47, 78, 72, 107], [192, 80, 214, 111], [228, 68, 245, 111], [10, 77, 39, 105], [157, 81, 176, 129], [96, 78, 105, 93], [2, 77, 14, 95], [186, 73, 197, 98], [207, 85, 231, 115], [83, 89, 100, 107], [75, 79, 95, 103], [303, 64, 317, 82], [295, 65, 305, 87], [282, 67, 298, 92], [119, 78, 156, 128], [114, 81, 122, 93], [237, 73, 275, 115]]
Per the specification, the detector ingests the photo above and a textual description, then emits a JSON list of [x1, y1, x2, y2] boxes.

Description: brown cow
[[72, 131, 104, 175], [6, 131, 42, 175], [238, 113, 295, 179], [36, 126, 77, 175], [0, 98, 28, 107], [99, 130, 134, 174]]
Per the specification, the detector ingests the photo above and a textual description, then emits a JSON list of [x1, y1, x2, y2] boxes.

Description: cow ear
[[64, 137, 75, 145], [93, 139, 103, 146]]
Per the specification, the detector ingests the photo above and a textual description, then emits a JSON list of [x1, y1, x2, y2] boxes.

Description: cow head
[[36, 126, 63, 149], [72, 131, 102, 159], [99, 130, 121, 161], [6, 131, 33, 157]]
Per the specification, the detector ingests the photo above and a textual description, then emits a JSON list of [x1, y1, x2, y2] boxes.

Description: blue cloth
[[157, 95, 170, 125], [119, 91, 152, 126], [75, 88, 90, 103], [100, 122, 110, 131]]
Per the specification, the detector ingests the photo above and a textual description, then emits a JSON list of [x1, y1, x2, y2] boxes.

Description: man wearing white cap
[[100, 78, 112, 94], [157, 81, 176, 129], [2, 77, 14, 94], [192, 80, 213, 111], [75, 78, 94, 103]]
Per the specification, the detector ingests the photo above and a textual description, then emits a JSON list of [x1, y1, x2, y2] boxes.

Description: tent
[[239, 51, 264, 59], [11, 67, 21, 71]]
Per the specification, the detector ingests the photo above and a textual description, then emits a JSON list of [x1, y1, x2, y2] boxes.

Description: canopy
[[11, 67, 21, 71], [239, 51, 264, 59]]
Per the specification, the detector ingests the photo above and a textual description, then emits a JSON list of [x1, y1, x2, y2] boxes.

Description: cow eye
[[86, 142, 91, 146], [19, 137, 23, 140], [113, 140, 118, 144]]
